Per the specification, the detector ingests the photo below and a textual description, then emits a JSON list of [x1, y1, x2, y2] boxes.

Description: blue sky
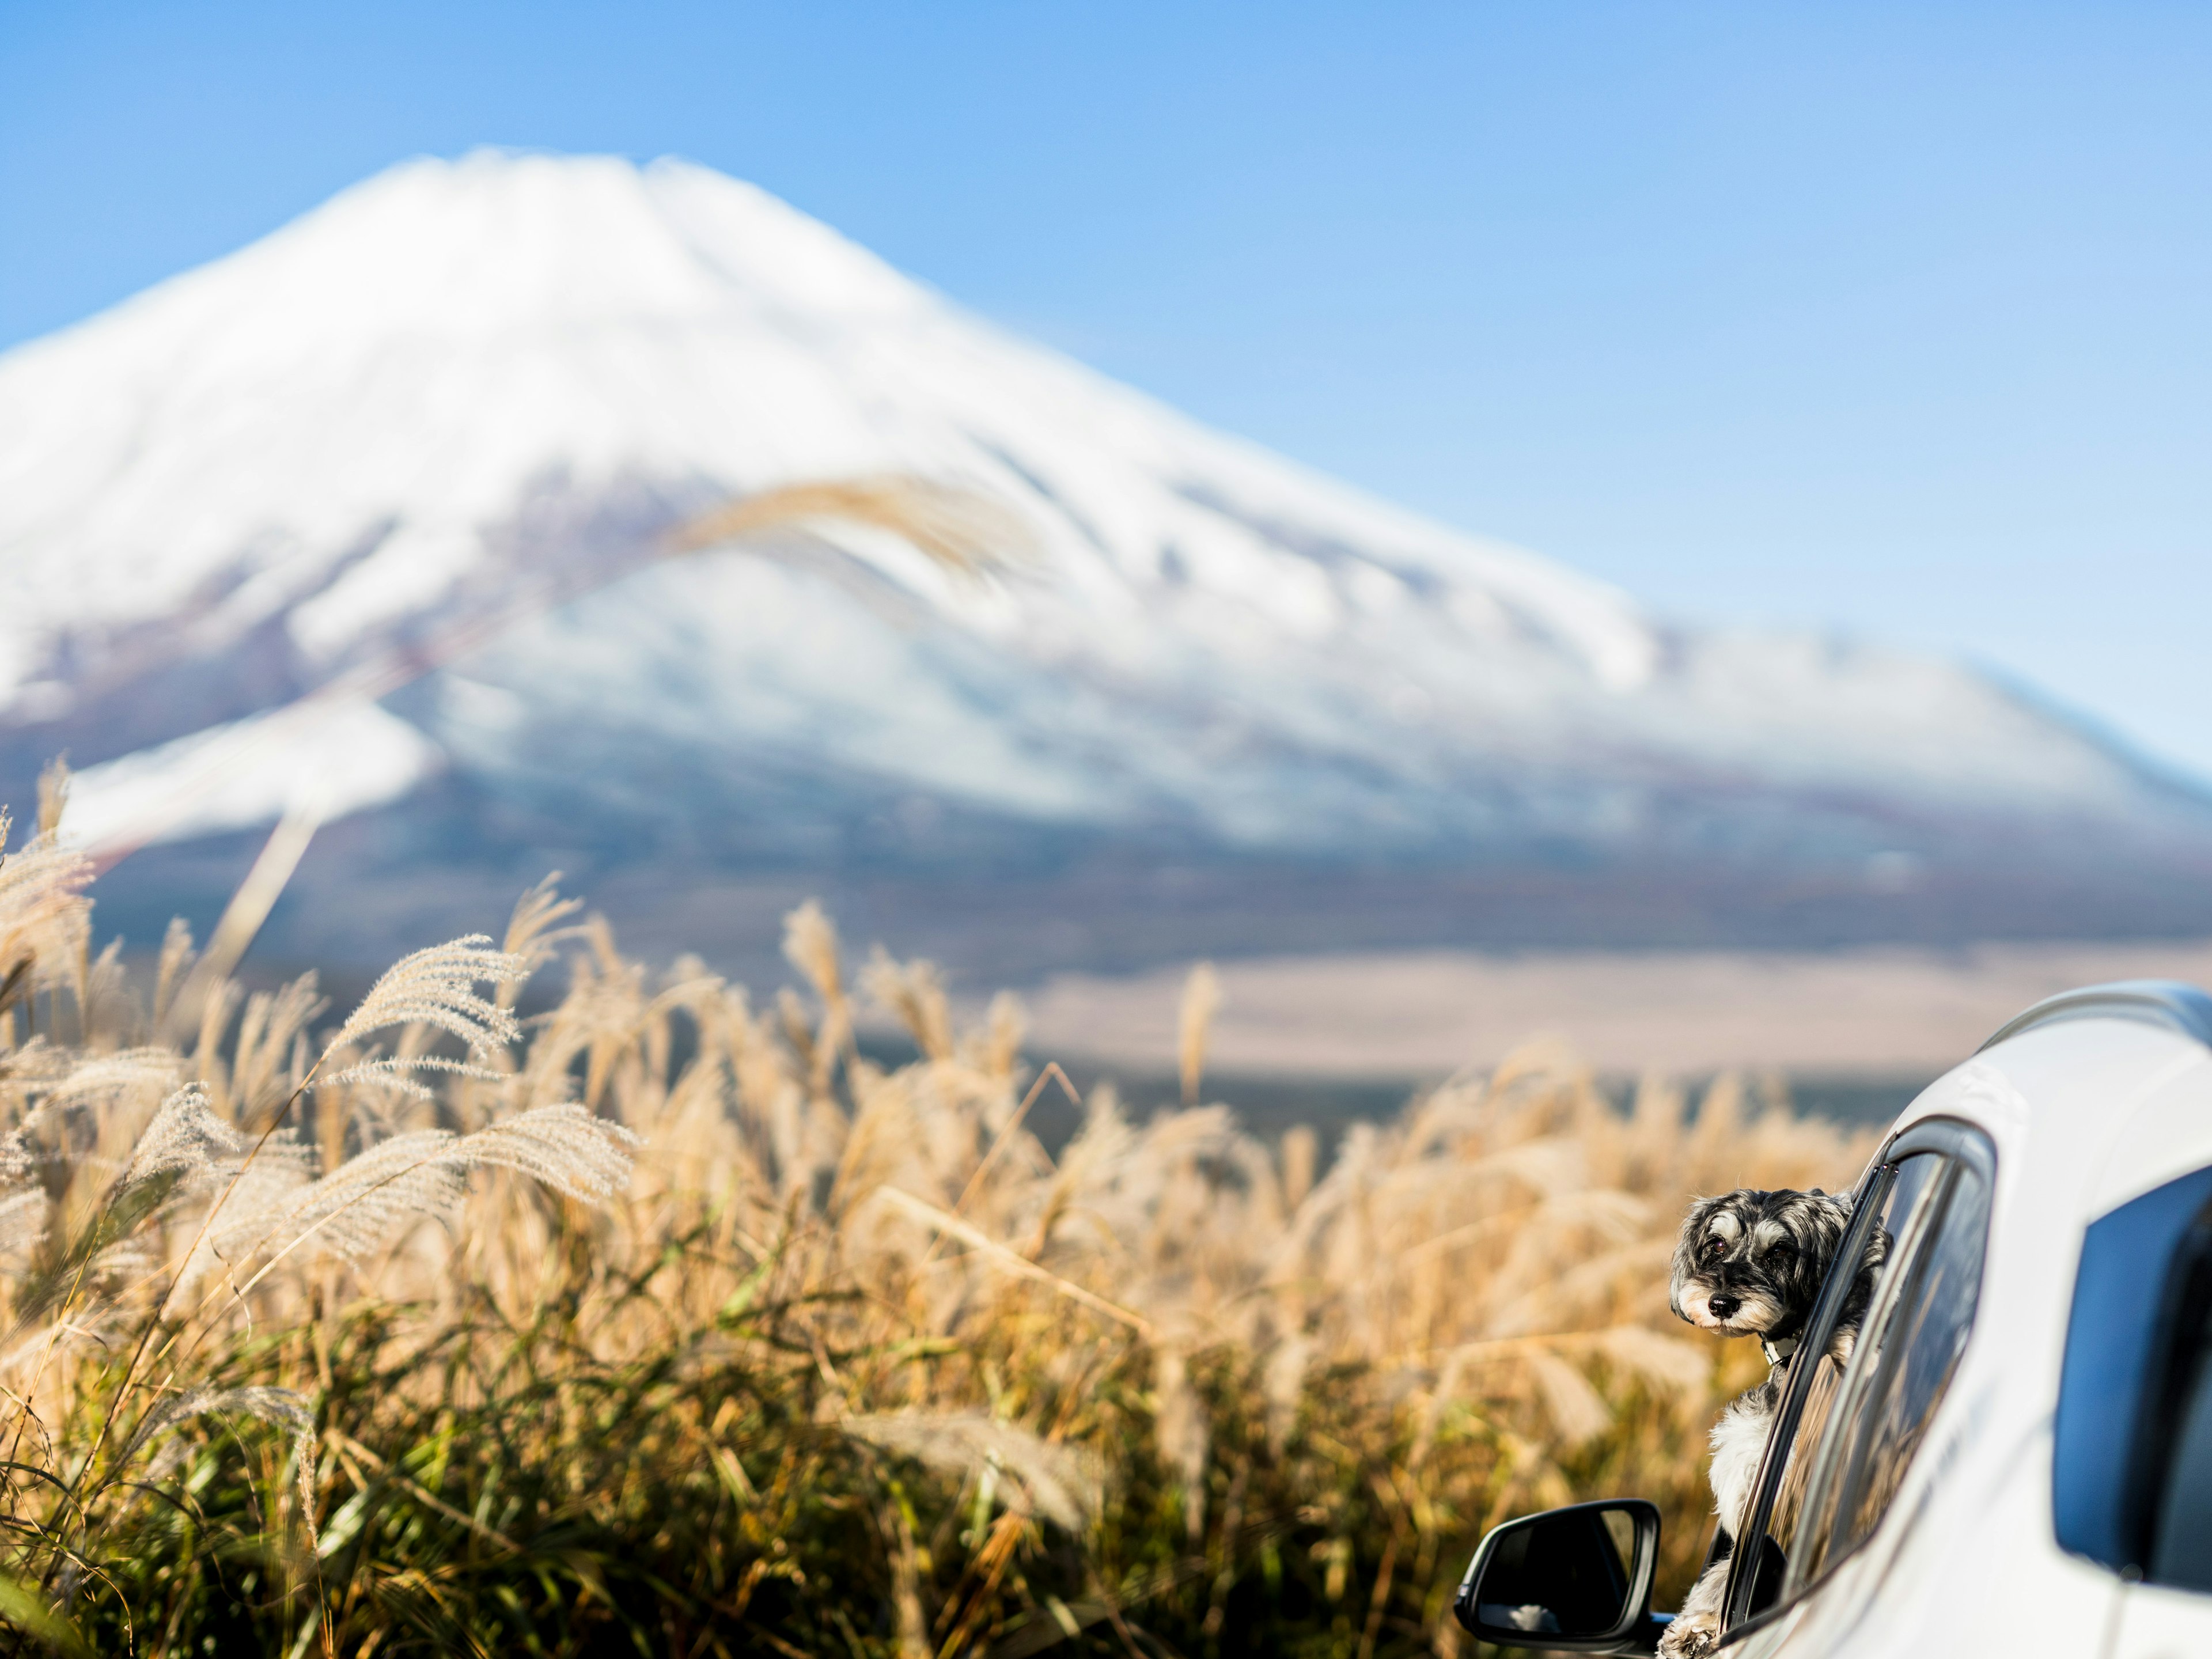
[[6, 2, 2211, 774]]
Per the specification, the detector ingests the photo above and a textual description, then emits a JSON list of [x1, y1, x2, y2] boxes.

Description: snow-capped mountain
[[2, 151, 2207, 971]]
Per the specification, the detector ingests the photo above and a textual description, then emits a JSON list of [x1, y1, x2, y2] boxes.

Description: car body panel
[[1732, 1015, 2212, 1655], [2088, 1049, 2212, 1218]]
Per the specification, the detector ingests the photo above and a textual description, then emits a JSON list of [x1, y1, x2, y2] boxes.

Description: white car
[[1455, 979, 2212, 1656]]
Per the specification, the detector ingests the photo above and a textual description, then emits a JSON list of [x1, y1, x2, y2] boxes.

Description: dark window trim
[[1980, 980, 2212, 1056], [1717, 1116, 1997, 1643], [1888, 1116, 1996, 1188]]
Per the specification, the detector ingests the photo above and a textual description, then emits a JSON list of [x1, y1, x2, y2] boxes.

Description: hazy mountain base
[[1, 813, 1878, 1656], [79, 768, 2212, 999]]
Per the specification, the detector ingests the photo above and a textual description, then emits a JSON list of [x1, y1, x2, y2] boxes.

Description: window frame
[[1717, 1115, 1997, 1642], [1782, 1145, 1990, 1596]]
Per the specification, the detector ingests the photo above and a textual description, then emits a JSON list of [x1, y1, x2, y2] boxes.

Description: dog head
[[1669, 1188, 1854, 1343]]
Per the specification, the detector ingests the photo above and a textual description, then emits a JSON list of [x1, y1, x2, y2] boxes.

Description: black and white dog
[[1657, 1187, 1888, 1658]]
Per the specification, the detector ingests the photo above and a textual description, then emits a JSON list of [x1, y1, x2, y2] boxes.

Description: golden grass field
[[0, 773, 1879, 1656]]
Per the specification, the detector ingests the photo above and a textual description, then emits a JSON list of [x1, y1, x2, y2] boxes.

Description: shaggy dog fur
[[1656, 1187, 1889, 1658]]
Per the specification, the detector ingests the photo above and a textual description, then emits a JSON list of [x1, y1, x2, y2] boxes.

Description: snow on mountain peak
[[0, 150, 1654, 714]]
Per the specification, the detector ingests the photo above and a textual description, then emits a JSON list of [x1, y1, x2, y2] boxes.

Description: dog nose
[[1707, 1293, 1740, 1320]]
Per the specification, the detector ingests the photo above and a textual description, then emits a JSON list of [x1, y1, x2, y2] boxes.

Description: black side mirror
[[1453, 1499, 1666, 1653]]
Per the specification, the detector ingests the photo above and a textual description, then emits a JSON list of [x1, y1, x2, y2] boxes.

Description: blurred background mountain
[[5, 3, 2210, 1107]]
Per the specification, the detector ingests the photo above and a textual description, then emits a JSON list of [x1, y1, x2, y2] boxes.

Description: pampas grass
[[0, 797, 1878, 1654]]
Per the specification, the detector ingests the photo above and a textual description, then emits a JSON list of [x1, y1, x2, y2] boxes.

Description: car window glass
[[2052, 1161, 2212, 1577], [1760, 1154, 1941, 1577], [2128, 1176, 2212, 1590], [1786, 1152, 1990, 1593], [2152, 1290, 2212, 1589]]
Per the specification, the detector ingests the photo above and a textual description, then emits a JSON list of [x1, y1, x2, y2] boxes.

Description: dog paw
[[1657, 1615, 1719, 1659]]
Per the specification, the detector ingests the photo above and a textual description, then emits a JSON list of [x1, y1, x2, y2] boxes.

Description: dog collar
[[1762, 1334, 1800, 1366]]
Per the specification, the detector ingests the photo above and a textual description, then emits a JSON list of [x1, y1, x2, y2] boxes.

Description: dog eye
[[1764, 1241, 1796, 1259], [1701, 1236, 1728, 1260]]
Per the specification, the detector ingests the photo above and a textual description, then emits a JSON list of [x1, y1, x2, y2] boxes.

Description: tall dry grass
[[0, 793, 1876, 1656]]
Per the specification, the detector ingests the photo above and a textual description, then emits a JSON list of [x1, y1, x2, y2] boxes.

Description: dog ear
[[1807, 1187, 1825, 1196]]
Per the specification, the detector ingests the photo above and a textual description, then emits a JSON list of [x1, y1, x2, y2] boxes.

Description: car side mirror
[[1453, 1498, 1666, 1653]]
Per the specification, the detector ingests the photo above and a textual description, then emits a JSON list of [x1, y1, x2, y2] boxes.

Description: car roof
[[1976, 980, 2212, 1058]]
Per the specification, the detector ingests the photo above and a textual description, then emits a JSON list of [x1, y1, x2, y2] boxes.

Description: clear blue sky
[[6, 3, 2210, 774]]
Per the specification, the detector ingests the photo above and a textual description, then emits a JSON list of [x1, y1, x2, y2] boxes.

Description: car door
[[1713, 1116, 1997, 1656]]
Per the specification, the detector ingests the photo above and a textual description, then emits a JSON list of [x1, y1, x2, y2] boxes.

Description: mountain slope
[[3, 151, 2207, 969]]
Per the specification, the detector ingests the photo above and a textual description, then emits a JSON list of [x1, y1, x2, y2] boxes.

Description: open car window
[[1759, 1156, 1942, 1576], [1783, 1151, 1990, 1595], [1723, 1120, 1995, 1631]]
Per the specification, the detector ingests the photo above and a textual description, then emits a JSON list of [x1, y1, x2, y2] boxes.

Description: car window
[[1758, 1156, 1937, 1570], [1780, 1150, 1990, 1597], [2152, 1275, 2212, 1590], [2054, 1160, 2212, 1589], [1752, 1154, 1938, 1591]]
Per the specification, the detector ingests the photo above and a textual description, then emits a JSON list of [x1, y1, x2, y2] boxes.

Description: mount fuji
[[3, 150, 2208, 978]]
